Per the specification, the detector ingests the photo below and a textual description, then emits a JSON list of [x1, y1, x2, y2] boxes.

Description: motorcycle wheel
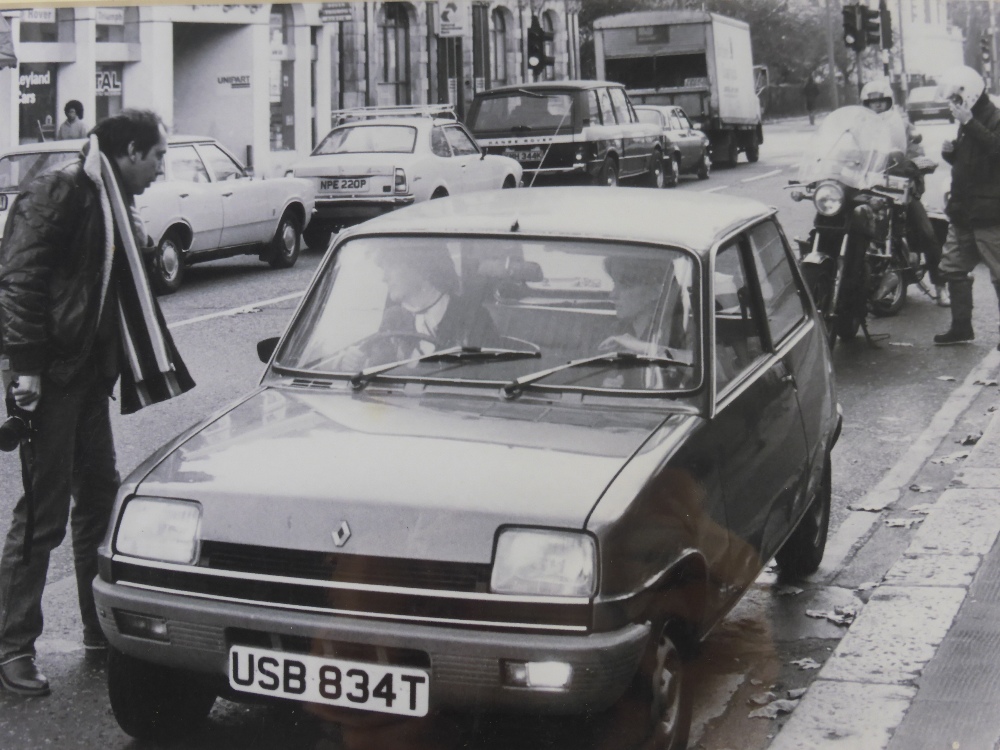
[[834, 312, 862, 340], [869, 266, 907, 317]]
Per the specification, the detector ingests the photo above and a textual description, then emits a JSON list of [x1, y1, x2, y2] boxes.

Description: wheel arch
[[280, 201, 307, 230], [158, 221, 193, 251]]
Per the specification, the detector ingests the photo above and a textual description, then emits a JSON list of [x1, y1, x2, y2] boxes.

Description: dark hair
[[89, 109, 164, 159], [604, 255, 669, 287], [64, 100, 83, 118], [375, 244, 461, 296]]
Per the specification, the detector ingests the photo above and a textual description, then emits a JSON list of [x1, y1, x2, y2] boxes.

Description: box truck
[[594, 10, 763, 166]]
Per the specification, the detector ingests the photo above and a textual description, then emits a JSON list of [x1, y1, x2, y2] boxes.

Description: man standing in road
[[0, 109, 193, 696], [933, 66, 1000, 346], [803, 77, 819, 126]]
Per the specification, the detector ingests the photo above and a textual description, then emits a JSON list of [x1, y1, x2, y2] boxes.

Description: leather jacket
[[0, 158, 118, 385], [943, 94, 1000, 228]]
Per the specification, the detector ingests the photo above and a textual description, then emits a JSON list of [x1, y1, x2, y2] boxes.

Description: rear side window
[[443, 125, 479, 156], [586, 91, 601, 125], [635, 109, 661, 127], [597, 88, 616, 125], [748, 220, 807, 344], [167, 145, 210, 183], [609, 88, 634, 123]]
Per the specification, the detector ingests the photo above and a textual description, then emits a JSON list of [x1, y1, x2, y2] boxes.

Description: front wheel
[[776, 456, 831, 580], [108, 648, 217, 741], [267, 211, 301, 269], [149, 229, 185, 295], [596, 158, 619, 187], [666, 154, 681, 188], [647, 151, 666, 189], [696, 150, 711, 180]]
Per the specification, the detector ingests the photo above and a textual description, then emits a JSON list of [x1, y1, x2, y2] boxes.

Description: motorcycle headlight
[[814, 182, 845, 216], [491, 528, 596, 597], [115, 497, 201, 564]]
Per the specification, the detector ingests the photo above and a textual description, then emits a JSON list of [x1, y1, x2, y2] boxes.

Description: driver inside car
[[336, 244, 501, 371]]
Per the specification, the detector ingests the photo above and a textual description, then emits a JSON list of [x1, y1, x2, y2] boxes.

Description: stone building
[[0, 2, 582, 177]]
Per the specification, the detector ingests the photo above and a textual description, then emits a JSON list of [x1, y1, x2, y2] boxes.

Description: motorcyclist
[[860, 78, 947, 305]]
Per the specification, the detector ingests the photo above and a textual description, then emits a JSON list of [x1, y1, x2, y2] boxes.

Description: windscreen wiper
[[351, 345, 541, 390], [502, 351, 691, 398]]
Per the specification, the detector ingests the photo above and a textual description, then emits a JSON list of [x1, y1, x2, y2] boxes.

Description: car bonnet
[[134, 387, 682, 564]]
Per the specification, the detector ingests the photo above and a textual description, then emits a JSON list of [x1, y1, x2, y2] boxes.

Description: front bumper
[[94, 578, 648, 714]]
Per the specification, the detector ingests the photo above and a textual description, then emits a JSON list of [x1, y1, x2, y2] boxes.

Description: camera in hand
[[0, 383, 33, 452]]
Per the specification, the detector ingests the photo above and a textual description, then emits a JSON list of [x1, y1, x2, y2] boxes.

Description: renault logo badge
[[332, 521, 351, 547]]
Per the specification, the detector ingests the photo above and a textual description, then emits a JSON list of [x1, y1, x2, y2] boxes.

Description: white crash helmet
[[935, 65, 986, 110], [860, 79, 894, 111]]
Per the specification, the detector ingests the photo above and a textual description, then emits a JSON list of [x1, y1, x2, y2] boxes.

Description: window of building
[[541, 12, 556, 81], [491, 9, 508, 87], [19, 8, 63, 43], [269, 5, 295, 151], [380, 3, 411, 105], [95, 62, 124, 122]]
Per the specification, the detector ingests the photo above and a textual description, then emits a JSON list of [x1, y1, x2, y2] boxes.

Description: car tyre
[[648, 151, 666, 189], [696, 151, 711, 180], [666, 154, 681, 188], [745, 140, 760, 164], [597, 158, 619, 187], [304, 222, 334, 252], [150, 229, 185, 295], [268, 211, 301, 269], [776, 457, 831, 580], [726, 137, 739, 167], [502, 175, 518, 189], [108, 648, 217, 741]]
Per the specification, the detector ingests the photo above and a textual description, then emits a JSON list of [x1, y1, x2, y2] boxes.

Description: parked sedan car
[[291, 115, 522, 249], [634, 105, 712, 185], [94, 188, 840, 748], [141, 136, 315, 294], [906, 86, 954, 123], [0, 137, 316, 295]]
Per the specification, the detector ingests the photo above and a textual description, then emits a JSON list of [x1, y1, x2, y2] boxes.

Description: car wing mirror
[[257, 336, 279, 363]]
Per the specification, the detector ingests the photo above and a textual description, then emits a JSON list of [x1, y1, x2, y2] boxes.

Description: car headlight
[[813, 181, 845, 216], [491, 528, 596, 597], [115, 497, 201, 564]]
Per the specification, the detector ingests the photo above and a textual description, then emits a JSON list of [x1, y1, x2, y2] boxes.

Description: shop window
[[380, 3, 411, 105], [18, 62, 58, 143], [96, 63, 124, 122], [490, 8, 508, 87], [269, 5, 295, 151]]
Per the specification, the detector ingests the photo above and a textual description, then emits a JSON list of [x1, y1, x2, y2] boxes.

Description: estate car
[[94, 188, 840, 749]]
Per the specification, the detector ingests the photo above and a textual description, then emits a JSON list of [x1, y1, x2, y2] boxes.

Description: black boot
[[934, 276, 974, 345]]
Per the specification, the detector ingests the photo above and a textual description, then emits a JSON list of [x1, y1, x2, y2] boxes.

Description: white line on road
[[168, 291, 305, 330], [741, 168, 783, 183], [700, 184, 730, 193]]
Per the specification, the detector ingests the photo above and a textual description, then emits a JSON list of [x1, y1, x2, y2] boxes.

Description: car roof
[[0, 134, 224, 158], [480, 80, 625, 95], [347, 187, 775, 254]]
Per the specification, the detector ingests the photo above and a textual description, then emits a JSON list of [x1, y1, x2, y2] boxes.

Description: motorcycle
[[788, 106, 938, 346]]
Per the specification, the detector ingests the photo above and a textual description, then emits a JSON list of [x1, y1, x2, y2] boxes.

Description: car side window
[[597, 88, 617, 125], [430, 127, 452, 157], [199, 144, 245, 181], [668, 114, 683, 131], [635, 109, 659, 127], [677, 111, 693, 130], [586, 91, 601, 125], [747, 220, 808, 344], [443, 125, 480, 156], [167, 145, 210, 184], [714, 240, 766, 391], [609, 88, 634, 123]]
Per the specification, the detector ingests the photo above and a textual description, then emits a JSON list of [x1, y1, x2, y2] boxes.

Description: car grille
[[200, 541, 491, 592]]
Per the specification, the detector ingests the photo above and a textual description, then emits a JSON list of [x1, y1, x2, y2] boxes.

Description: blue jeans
[[0, 364, 119, 660]]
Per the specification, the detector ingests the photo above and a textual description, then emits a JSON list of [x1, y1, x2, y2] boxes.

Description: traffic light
[[527, 16, 554, 76], [879, 3, 893, 48], [982, 34, 992, 66], [862, 6, 881, 47], [842, 4, 865, 53]]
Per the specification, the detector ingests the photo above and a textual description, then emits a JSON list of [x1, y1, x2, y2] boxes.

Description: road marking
[[700, 184, 730, 193], [741, 168, 783, 183], [168, 291, 305, 330]]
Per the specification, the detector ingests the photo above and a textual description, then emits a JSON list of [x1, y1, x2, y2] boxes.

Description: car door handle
[[179, 193, 189, 198], [222, 192, 234, 197]]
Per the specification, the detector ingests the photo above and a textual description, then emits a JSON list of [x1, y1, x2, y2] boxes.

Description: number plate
[[319, 177, 369, 193], [503, 148, 544, 164], [228, 645, 429, 717]]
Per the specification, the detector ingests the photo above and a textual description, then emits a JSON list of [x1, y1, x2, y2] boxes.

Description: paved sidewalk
[[769, 356, 1000, 749]]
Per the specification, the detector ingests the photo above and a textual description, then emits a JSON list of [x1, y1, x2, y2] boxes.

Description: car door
[[669, 110, 699, 171], [427, 124, 464, 197], [196, 141, 270, 248], [706, 234, 810, 592], [443, 123, 490, 193], [608, 87, 641, 177], [140, 144, 223, 253]]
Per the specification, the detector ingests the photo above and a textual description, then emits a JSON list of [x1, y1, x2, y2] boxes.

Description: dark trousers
[[0, 364, 118, 660], [906, 199, 943, 285]]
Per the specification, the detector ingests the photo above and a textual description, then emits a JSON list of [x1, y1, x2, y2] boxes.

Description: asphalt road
[[1, 114, 997, 750]]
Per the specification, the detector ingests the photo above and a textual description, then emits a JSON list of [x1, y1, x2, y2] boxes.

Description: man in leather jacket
[[0, 110, 167, 696], [933, 66, 1000, 345]]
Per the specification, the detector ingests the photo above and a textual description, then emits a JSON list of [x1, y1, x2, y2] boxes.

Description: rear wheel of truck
[[745, 139, 760, 163]]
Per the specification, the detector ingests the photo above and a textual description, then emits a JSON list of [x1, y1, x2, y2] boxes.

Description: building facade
[[0, 2, 582, 177], [891, 0, 963, 87]]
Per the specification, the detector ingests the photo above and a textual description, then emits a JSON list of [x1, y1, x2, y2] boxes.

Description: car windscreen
[[0, 150, 78, 193], [313, 125, 417, 155], [275, 235, 701, 393], [907, 88, 938, 104], [467, 92, 576, 134]]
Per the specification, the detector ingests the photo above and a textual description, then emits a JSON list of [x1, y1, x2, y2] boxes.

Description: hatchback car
[[291, 115, 522, 249], [634, 105, 712, 185], [94, 188, 840, 748], [905, 86, 954, 123], [0, 137, 316, 295]]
